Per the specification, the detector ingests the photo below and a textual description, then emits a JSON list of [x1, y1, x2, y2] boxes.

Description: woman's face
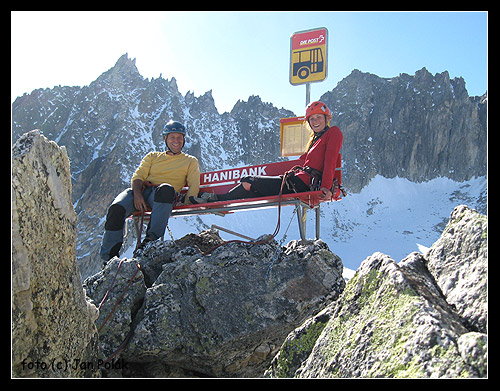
[[308, 114, 327, 133]]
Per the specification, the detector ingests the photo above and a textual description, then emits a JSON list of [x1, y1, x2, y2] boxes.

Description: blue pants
[[99, 183, 175, 261]]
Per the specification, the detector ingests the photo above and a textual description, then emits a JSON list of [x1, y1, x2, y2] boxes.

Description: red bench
[[129, 155, 343, 241]]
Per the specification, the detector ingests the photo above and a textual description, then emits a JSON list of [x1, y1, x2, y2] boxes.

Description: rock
[[12, 130, 99, 377], [425, 205, 487, 333], [83, 257, 146, 364], [264, 304, 335, 378], [84, 232, 345, 377], [457, 332, 487, 377], [268, 205, 487, 378]]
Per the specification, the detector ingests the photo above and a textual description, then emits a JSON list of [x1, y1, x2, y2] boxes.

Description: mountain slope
[[12, 54, 486, 278], [320, 68, 487, 192]]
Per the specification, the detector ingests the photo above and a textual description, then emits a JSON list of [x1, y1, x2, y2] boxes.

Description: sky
[[11, 11, 487, 116]]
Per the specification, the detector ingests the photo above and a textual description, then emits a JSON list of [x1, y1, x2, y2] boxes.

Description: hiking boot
[[137, 237, 154, 250], [189, 192, 219, 204]]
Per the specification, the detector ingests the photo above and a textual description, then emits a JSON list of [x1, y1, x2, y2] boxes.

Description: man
[[99, 120, 200, 261]]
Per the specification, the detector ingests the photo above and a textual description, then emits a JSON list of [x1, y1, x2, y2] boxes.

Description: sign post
[[284, 27, 329, 157], [288, 27, 329, 240], [290, 27, 328, 107]]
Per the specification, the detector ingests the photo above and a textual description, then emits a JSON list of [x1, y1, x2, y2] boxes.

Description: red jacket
[[295, 125, 343, 190]]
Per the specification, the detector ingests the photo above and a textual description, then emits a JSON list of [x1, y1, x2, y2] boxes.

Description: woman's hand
[[319, 187, 332, 200]]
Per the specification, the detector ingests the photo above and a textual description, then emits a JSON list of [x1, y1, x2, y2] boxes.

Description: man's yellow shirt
[[131, 151, 200, 204]]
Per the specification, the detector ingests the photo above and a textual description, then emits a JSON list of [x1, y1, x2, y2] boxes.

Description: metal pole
[[315, 206, 321, 240], [302, 82, 311, 242], [297, 206, 307, 241], [305, 83, 311, 107], [211, 224, 256, 241]]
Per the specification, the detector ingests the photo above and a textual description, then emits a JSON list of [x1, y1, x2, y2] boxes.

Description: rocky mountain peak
[[190, 89, 218, 114], [92, 53, 144, 92], [321, 67, 486, 191]]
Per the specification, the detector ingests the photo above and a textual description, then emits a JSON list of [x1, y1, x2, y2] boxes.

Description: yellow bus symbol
[[292, 47, 324, 81]]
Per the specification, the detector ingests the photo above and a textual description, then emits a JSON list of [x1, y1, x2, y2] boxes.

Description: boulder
[[12, 130, 99, 377], [425, 205, 487, 333], [268, 205, 487, 378], [84, 233, 346, 377]]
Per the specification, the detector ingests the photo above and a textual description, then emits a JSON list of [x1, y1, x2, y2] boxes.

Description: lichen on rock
[[268, 206, 487, 378]]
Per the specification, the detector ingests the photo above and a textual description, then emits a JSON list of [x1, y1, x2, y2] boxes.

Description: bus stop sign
[[290, 27, 328, 86]]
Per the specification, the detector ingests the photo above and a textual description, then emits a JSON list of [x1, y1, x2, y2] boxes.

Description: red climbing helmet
[[305, 101, 331, 121]]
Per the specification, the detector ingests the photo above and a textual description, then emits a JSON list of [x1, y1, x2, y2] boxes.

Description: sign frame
[[289, 27, 328, 86], [280, 116, 312, 157]]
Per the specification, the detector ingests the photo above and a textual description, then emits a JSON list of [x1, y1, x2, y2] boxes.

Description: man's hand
[[132, 179, 148, 212], [319, 187, 332, 200]]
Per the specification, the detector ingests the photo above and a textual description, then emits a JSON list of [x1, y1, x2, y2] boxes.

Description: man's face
[[165, 132, 184, 154]]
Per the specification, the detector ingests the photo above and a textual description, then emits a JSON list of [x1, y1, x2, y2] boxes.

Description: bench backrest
[[193, 154, 342, 197]]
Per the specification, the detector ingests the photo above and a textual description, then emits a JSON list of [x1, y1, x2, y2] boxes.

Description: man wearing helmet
[[99, 120, 200, 262], [191, 101, 342, 204]]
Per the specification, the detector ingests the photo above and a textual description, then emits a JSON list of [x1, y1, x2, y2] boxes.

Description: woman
[[190, 101, 343, 204]]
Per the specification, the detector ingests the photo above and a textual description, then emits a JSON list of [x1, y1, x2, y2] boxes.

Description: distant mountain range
[[12, 53, 487, 278]]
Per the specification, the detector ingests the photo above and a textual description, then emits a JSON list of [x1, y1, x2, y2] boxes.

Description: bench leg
[[315, 205, 321, 240], [297, 205, 307, 241], [133, 217, 141, 240]]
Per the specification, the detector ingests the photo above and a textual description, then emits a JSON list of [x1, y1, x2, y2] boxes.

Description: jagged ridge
[[11, 54, 487, 279]]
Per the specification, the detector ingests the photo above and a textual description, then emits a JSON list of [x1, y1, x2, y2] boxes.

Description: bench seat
[[129, 156, 343, 241]]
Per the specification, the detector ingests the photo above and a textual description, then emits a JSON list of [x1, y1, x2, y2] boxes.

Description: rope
[[202, 166, 303, 256], [133, 211, 145, 257], [97, 261, 142, 334], [96, 259, 142, 364]]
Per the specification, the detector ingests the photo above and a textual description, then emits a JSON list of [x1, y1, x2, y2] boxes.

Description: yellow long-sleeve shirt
[[130, 151, 200, 205]]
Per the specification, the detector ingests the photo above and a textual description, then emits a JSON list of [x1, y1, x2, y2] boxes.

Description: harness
[[286, 166, 346, 197]]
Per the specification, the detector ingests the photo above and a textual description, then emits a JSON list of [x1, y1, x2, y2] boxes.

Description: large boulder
[[268, 205, 487, 378], [84, 233, 346, 377], [12, 130, 99, 377], [425, 205, 487, 333]]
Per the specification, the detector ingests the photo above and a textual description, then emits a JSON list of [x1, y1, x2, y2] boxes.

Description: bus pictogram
[[292, 47, 324, 80]]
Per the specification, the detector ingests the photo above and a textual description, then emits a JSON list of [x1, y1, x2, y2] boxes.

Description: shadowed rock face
[[320, 68, 487, 193]]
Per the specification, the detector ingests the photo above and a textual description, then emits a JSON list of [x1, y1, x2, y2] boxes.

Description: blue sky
[[12, 11, 487, 116]]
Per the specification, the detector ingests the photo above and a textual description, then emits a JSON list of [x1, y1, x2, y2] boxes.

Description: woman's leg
[[240, 175, 284, 196], [197, 174, 309, 203], [216, 182, 255, 201], [220, 174, 309, 200]]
